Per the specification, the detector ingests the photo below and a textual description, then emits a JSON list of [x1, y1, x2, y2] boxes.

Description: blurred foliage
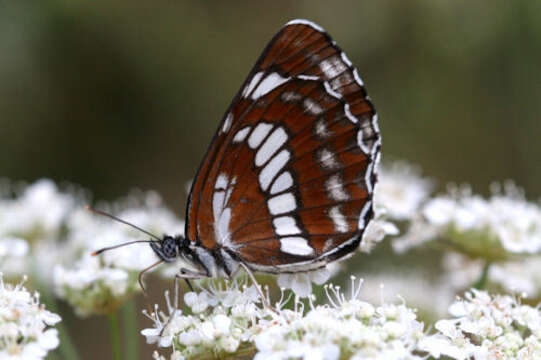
[[1, 1, 540, 359]]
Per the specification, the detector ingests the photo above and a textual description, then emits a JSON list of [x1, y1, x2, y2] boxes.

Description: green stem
[[40, 294, 80, 360], [122, 301, 138, 360], [29, 258, 80, 360], [54, 314, 81, 360], [108, 312, 122, 360], [473, 262, 491, 290]]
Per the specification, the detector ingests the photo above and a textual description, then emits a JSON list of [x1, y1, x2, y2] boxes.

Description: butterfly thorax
[[150, 235, 239, 279]]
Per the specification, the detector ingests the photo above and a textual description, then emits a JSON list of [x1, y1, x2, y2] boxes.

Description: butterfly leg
[[238, 262, 278, 314], [161, 267, 207, 336]]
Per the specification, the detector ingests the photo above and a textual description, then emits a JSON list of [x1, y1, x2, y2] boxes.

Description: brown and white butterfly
[[93, 19, 381, 302]]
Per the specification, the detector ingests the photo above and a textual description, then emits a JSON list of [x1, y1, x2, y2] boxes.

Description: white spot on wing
[[270, 171, 293, 194], [242, 72, 264, 98], [353, 68, 364, 86], [217, 207, 231, 244], [358, 200, 372, 230], [248, 123, 273, 149], [297, 74, 320, 81], [280, 236, 314, 256], [323, 238, 334, 253], [251, 72, 290, 100], [233, 127, 251, 143], [365, 162, 374, 193], [212, 191, 225, 222], [273, 216, 302, 236], [319, 55, 347, 79], [340, 52, 353, 67], [323, 81, 342, 99], [318, 148, 340, 169], [212, 174, 236, 246], [282, 91, 303, 102], [303, 98, 324, 115], [357, 129, 369, 154], [221, 113, 233, 133], [372, 114, 380, 134], [285, 19, 325, 33], [268, 192, 296, 215], [344, 103, 358, 123], [325, 174, 349, 201], [255, 127, 288, 166], [215, 173, 228, 190], [315, 118, 332, 138], [259, 149, 290, 191], [329, 206, 348, 233]]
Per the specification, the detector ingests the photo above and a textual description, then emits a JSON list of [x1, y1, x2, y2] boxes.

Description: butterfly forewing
[[186, 20, 380, 272]]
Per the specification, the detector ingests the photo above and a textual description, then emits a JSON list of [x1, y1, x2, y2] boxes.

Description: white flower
[[360, 216, 399, 253], [420, 289, 541, 359], [0, 179, 74, 240], [441, 252, 485, 290], [375, 161, 433, 220], [143, 279, 268, 359], [0, 274, 61, 359], [277, 264, 337, 297], [145, 276, 430, 360], [53, 255, 134, 316], [52, 191, 185, 316], [489, 257, 541, 298], [0, 237, 28, 261], [0, 180, 81, 282], [394, 183, 541, 258], [358, 271, 456, 318]]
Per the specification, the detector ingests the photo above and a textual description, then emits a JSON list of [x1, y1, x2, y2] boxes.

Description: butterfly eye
[[162, 238, 177, 259]]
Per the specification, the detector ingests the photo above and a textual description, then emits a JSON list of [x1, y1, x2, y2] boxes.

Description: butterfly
[[92, 19, 380, 304]]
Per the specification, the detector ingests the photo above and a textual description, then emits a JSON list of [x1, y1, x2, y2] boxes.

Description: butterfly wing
[[186, 20, 381, 273]]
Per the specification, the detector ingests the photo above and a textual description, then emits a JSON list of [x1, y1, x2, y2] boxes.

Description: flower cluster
[[143, 279, 268, 359], [0, 237, 28, 267], [53, 192, 185, 316], [419, 289, 541, 359], [254, 279, 427, 360], [489, 258, 541, 299], [393, 182, 541, 259], [0, 274, 61, 359], [375, 161, 434, 221], [144, 277, 432, 360], [0, 178, 186, 316], [0, 179, 77, 282]]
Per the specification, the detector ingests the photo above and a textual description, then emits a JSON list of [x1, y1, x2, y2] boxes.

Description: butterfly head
[[150, 235, 184, 262]]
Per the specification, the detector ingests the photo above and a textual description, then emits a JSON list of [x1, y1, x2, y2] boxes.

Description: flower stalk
[[108, 312, 122, 360], [122, 300, 138, 360], [473, 261, 491, 290]]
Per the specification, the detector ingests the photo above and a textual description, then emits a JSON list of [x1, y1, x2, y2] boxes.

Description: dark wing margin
[[185, 19, 381, 273]]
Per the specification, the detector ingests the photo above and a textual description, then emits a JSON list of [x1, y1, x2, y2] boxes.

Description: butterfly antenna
[[91, 240, 156, 256], [138, 259, 164, 295], [85, 205, 161, 241]]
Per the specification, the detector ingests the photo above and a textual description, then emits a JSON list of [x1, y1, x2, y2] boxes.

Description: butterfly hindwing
[[186, 20, 380, 273]]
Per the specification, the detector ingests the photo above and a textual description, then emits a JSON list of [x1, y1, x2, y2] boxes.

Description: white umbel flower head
[[375, 161, 433, 221], [144, 276, 431, 360], [53, 191, 185, 317], [393, 182, 541, 259], [419, 289, 541, 359], [0, 179, 74, 241], [277, 264, 338, 297], [0, 179, 83, 283], [489, 257, 541, 299], [0, 237, 28, 264], [0, 274, 61, 359]]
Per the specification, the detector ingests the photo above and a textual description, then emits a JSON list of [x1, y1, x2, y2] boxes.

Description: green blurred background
[[1, 1, 540, 359]]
